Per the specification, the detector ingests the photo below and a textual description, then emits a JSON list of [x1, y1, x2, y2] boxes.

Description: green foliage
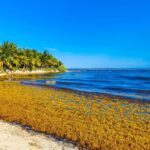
[[0, 41, 66, 72], [58, 64, 67, 72]]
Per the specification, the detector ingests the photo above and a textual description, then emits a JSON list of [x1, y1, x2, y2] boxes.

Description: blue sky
[[0, 0, 150, 68]]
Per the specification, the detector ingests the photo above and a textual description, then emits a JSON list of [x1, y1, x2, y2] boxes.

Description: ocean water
[[21, 69, 150, 101]]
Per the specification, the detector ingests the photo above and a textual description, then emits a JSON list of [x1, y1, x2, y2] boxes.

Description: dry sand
[[0, 120, 78, 150]]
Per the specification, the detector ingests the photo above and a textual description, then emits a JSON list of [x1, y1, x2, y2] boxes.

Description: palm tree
[[0, 42, 18, 70]]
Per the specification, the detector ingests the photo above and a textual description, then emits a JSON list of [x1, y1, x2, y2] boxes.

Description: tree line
[[0, 41, 66, 72]]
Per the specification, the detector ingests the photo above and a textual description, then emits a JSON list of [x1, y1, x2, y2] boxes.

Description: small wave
[[56, 78, 110, 83], [56, 81, 96, 87]]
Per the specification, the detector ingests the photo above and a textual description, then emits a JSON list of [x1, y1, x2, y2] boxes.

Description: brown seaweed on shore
[[0, 82, 149, 150]]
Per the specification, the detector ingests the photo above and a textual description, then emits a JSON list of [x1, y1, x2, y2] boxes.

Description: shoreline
[[21, 80, 150, 104]]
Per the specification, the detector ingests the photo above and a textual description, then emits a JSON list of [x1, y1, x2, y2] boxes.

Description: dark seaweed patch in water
[[103, 86, 131, 92], [103, 86, 150, 95], [124, 76, 150, 81]]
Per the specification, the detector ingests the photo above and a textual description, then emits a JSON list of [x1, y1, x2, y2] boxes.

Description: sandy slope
[[0, 120, 78, 150]]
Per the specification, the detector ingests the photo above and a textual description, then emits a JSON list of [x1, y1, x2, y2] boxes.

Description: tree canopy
[[0, 41, 66, 72]]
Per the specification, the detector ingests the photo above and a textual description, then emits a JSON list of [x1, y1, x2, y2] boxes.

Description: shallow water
[[21, 69, 150, 101]]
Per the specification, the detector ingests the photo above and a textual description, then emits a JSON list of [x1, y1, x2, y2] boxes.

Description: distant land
[[0, 41, 66, 76]]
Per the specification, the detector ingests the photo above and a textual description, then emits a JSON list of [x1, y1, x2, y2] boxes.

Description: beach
[[0, 0, 149, 149], [0, 120, 78, 150]]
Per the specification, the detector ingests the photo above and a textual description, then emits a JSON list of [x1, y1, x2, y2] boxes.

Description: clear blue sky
[[0, 0, 150, 68]]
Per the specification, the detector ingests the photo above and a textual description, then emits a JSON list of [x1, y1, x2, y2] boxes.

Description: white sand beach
[[0, 120, 78, 150], [0, 70, 60, 77]]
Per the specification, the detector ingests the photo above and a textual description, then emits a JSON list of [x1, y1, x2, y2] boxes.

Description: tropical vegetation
[[0, 82, 149, 150], [0, 41, 66, 72]]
